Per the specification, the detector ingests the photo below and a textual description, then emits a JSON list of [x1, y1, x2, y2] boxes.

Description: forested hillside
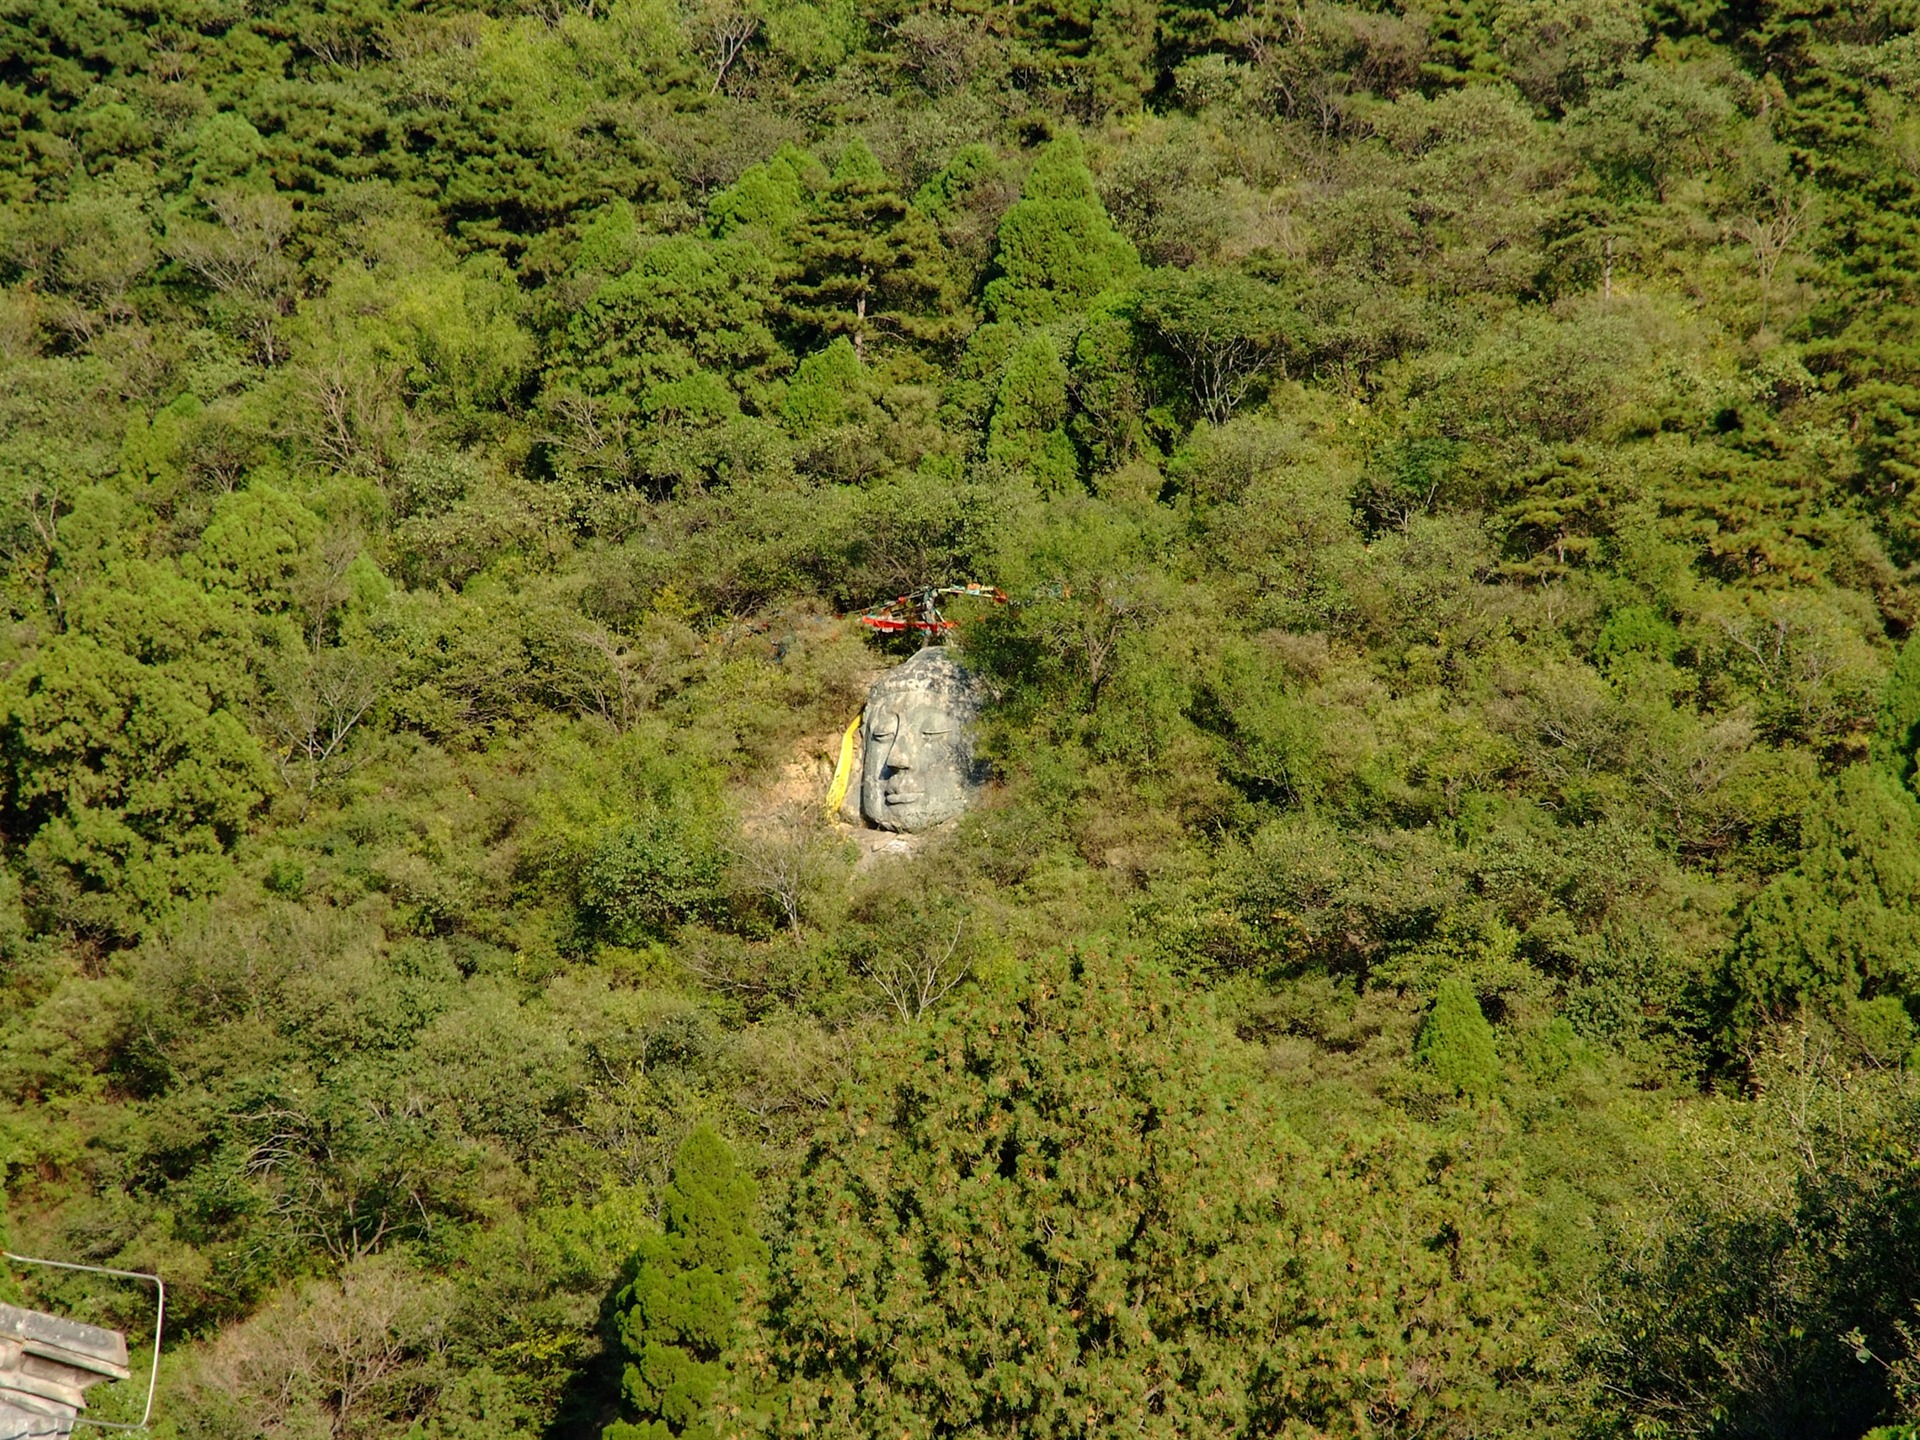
[[6, 0, 1920, 1433]]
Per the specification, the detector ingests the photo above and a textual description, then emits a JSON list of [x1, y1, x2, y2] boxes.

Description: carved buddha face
[[860, 649, 983, 833]]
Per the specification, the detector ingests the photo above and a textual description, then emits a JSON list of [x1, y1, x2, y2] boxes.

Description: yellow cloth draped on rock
[[825, 710, 862, 816]]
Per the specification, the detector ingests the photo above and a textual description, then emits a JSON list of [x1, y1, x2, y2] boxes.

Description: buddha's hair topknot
[[865, 647, 985, 705]]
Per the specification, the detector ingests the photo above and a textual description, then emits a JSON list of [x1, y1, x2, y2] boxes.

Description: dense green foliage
[[7, 0, 1920, 1434], [1416, 975, 1502, 1098], [608, 1127, 763, 1440], [751, 948, 1544, 1437]]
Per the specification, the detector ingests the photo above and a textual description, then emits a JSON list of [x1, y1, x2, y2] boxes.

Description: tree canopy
[[6, 0, 1920, 1435]]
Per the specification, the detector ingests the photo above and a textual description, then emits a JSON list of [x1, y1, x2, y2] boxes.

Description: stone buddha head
[[859, 647, 985, 832]]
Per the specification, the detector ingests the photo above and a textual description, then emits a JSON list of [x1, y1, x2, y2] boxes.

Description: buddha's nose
[[888, 729, 919, 768]]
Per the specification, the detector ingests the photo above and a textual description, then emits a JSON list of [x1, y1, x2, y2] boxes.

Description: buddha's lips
[[884, 787, 924, 804]]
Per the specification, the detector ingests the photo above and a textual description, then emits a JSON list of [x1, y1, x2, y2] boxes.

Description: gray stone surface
[[0, 1305, 129, 1438], [856, 648, 986, 833]]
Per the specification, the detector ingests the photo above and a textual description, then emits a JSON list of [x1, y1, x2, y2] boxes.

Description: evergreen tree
[[1153, 0, 1235, 79], [1723, 765, 1920, 1045], [706, 144, 828, 252], [1012, 0, 1155, 116], [1658, 427, 1829, 586], [575, 200, 646, 281], [554, 236, 786, 402], [1069, 291, 1156, 471], [781, 336, 871, 438], [1497, 446, 1618, 581], [1421, 0, 1505, 89], [1415, 978, 1502, 1101], [782, 140, 961, 359], [604, 1127, 764, 1440], [756, 948, 1545, 1436], [982, 134, 1139, 326], [987, 330, 1079, 492], [1785, 70, 1920, 559]]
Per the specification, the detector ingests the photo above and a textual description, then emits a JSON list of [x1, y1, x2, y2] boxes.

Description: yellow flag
[[825, 710, 862, 816]]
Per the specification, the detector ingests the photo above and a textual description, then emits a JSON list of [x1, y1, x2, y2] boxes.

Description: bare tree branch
[[865, 917, 970, 1022], [264, 647, 391, 797]]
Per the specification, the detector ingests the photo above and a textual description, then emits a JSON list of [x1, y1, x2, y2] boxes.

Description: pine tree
[[782, 140, 962, 360], [1415, 978, 1501, 1101], [1012, 0, 1155, 116], [554, 236, 785, 402], [604, 1127, 765, 1440], [1658, 424, 1829, 587], [1498, 447, 1618, 581], [754, 948, 1546, 1436], [982, 133, 1139, 327], [1785, 69, 1920, 561], [1420, 0, 1505, 90]]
